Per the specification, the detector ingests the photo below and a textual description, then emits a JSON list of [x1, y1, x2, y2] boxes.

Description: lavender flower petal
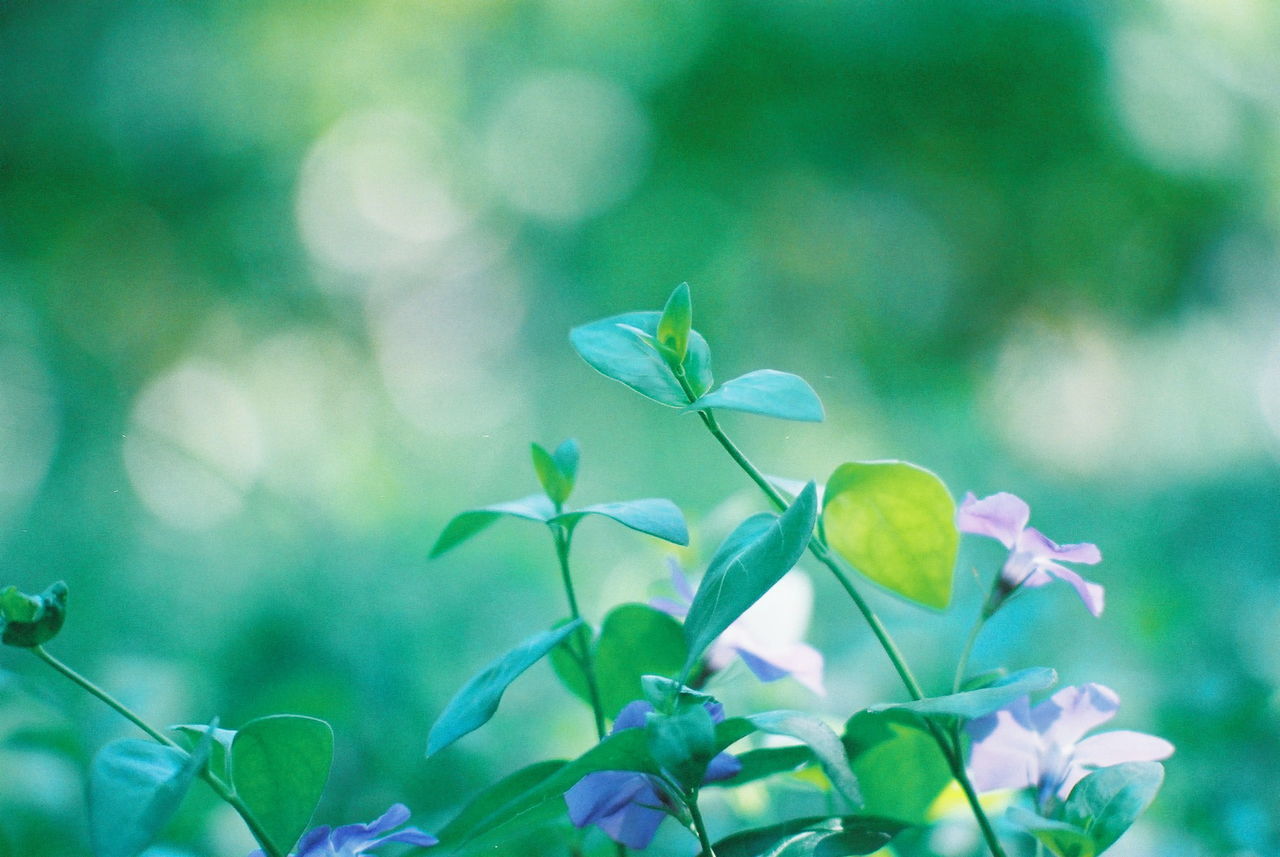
[[1041, 562, 1105, 617], [957, 492, 1031, 548], [1018, 527, 1101, 565], [1031, 684, 1119, 748]]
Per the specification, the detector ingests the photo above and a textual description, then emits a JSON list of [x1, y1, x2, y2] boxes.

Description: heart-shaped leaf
[[89, 735, 210, 857], [231, 715, 333, 856], [1062, 761, 1165, 854], [550, 498, 689, 546], [570, 310, 714, 407], [685, 370, 825, 422], [869, 667, 1058, 722], [822, 461, 958, 609], [430, 495, 556, 558], [428, 621, 584, 756]]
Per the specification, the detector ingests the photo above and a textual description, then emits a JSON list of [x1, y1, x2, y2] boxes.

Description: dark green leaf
[[656, 282, 693, 364], [570, 311, 714, 406], [1062, 762, 1165, 854], [707, 815, 905, 857], [88, 736, 209, 857], [682, 484, 818, 675], [429, 495, 555, 558], [646, 704, 717, 790], [0, 581, 67, 648], [428, 621, 584, 755], [686, 370, 825, 422], [822, 461, 959, 609], [869, 667, 1058, 722], [707, 745, 815, 788], [1007, 807, 1096, 857], [437, 759, 568, 845], [231, 715, 333, 856], [747, 710, 860, 805], [550, 498, 689, 545], [843, 710, 951, 826]]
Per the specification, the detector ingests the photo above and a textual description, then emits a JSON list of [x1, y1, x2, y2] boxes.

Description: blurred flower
[[249, 804, 437, 857], [565, 700, 740, 849], [966, 684, 1174, 809], [957, 492, 1104, 616], [652, 559, 825, 694]]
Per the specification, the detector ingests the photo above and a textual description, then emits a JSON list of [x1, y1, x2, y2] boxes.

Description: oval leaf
[[822, 461, 959, 609], [682, 484, 818, 674], [1062, 761, 1165, 854], [430, 495, 555, 558], [657, 282, 693, 363], [685, 370, 825, 422], [531, 444, 572, 506], [570, 311, 713, 407], [748, 710, 861, 806], [842, 710, 951, 826], [550, 498, 689, 546], [89, 738, 207, 857], [428, 620, 584, 756], [231, 715, 333, 856], [868, 667, 1058, 722]]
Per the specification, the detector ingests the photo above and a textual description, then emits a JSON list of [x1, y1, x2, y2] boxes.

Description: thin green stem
[[552, 526, 608, 740], [953, 616, 986, 694], [687, 792, 717, 857], [32, 646, 285, 857]]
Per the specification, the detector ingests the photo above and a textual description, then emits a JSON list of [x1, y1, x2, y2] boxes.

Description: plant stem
[[670, 370, 1008, 857], [33, 646, 285, 857], [953, 616, 986, 694], [552, 525, 608, 740], [687, 792, 717, 857]]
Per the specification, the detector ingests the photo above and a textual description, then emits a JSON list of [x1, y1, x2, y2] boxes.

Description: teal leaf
[[641, 675, 719, 712], [1007, 807, 1096, 857], [706, 745, 815, 788], [430, 495, 556, 558], [656, 282, 693, 364], [428, 621, 584, 756], [646, 704, 717, 790], [1062, 761, 1165, 854], [0, 581, 68, 648], [869, 667, 1058, 722], [552, 439, 580, 485], [843, 710, 951, 826], [88, 736, 210, 857], [570, 311, 714, 407], [682, 484, 818, 675], [551, 605, 687, 719], [822, 461, 959, 609], [550, 498, 689, 545], [747, 710, 861, 805], [707, 815, 905, 857], [685, 370, 825, 422], [230, 715, 333, 856]]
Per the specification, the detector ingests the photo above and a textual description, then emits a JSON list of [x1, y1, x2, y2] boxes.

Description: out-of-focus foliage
[[1, 0, 1278, 854]]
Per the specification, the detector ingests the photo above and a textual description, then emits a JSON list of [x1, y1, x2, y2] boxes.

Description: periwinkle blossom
[[565, 700, 741, 849], [248, 804, 437, 857], [966, 684, 1174, 810], [652, 560, 825, 695], [957, 492, 1105, 617]]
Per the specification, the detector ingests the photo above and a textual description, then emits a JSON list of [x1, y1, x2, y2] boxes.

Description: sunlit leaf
[[822, 461, 958, 609], [656, 282, 693, 364], [685, 370, 824, 422], [549, 498, 689, 545], [430, 495, 556, 558], [231, 715, 333, 856], [869, 667, 1057, 722], [843, 710, 951, 826], [1062, 761, 1165, 854], [570, 310, 713, 406], [1007, 807, 1095, 857], [531, 443, 571, 506]]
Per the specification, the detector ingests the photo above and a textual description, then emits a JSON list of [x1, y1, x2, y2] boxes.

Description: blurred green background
[[2, 0, 1279, 854]]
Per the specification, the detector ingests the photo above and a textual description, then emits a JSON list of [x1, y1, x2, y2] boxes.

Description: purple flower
[[966, 684, 1173, 809], [957, 492, 1105, 616], [564, 700, 741, 849], [652, 560, 825, 695], [249, 804, 437, 857]]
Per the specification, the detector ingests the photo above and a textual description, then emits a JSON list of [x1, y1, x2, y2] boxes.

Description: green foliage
[[531, 440, 578, 506], [842, 710, 952, 826], [170, 723, 237, 782], [548, 499, 689, 545], [429, 496, 555, 558], [745, 710, 861, 806], [230, 715, 333, 856], [707, 745, 815, 788], [707, 815, 905, 857], [685, 370, 825, 422], [1061, 762, 1166, 854], [435, 759, 568, 847], [0, 582, 67, 648], [656, 282, 693, 366], [88, 734, 210, 857], [870, 667, 1058, 722], [570, 310, 714, 406], [428, 621, 584, 756], [822, 462, 959, 609], [1007, 807, 1096, 857], [681, 483, 818, 676], [645, 703, 717, 791], [551, 604, 687, 720]]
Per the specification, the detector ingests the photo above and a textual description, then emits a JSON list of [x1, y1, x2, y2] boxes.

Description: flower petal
[[668, 558, 696, 602], [957, 492, 1030, 549], [595, 794, 668, 850], [612, 700, 654, 732], [1041, 562, 1105, 617], [1073, 730, 1174, 769], [1031, 684, 1119, 747], [565, 771, 654, 827], [1019, 527, 1101, 565], [649, 596, 688, 618], [736, 643, 826, 696], [704, 751, 743, 783], [966, 698, 1041, 792], [374, 828, 441, 848]]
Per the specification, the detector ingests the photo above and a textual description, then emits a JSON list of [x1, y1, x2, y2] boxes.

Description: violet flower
[[248, 804, 437, 857], [957, 492, 1105, 617], [966, 684, 1173, 810], [652, 560, 825, 695], [564, 700, 741, 849]]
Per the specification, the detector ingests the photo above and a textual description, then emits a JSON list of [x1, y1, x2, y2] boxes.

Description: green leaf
[[552, 439, 579, 485], [646, 704, 717, 790], [428, 621, 584, 756], [88, 736, 209, 857], [707, 815, 905, 857], [570, 310, 714, 407], [1062, 762, 1165, 854], [230, 715, 333, 856], [437, 759, 568, 845], [822, 461, 959, 610], [170, 723, 237, 782], [747, 710, 861, 806], [551, 605, 687, 719], [0, 581, 68, 648], [1007, 807, 1096, 857], [685, 370, 825, 422], [707, 745, 815, 788], [682, 484, 818, 675], [869, 667, 1058, 722], [430, 495, 555, 558], [656, 282, 693, 364], [843, 710, 951, 826], [530, 443, 571, 506], [550, 498, 689, 545]]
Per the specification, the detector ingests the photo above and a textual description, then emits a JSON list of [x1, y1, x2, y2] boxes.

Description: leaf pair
[[1009, 762, 1166, 857]]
